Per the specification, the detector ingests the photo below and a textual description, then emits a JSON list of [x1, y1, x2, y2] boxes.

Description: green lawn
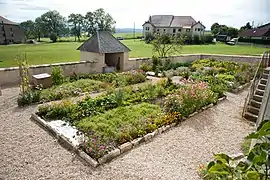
[[0, 39, 268, 68]]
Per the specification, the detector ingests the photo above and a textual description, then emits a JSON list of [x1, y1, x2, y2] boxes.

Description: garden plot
[[142, 59, 256, 97], [18, 70, 147, 106], [33, 77, 226, 167]]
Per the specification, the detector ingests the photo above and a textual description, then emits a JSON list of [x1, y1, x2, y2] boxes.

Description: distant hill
[[115, 28, 142, 33]]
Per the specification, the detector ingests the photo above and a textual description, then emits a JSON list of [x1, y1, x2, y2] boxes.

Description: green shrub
[[17, 90, 41, 107], [193, 35, 201, 44], [70, 71, 146, 87], [50, 33, 58, 43], [204, 34, 214, 44], [139, 63, 153, 72], [37, 100, 75, 120], [51, 66, 64, 85]]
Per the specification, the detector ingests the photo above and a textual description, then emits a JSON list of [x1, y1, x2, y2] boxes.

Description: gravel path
[[0, 87, 254, 180]]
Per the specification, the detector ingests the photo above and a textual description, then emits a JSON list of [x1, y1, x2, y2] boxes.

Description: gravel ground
[[0, 87, 254, 180]]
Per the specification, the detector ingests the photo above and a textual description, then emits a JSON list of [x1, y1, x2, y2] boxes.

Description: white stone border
[[31, 96, 227, 168]]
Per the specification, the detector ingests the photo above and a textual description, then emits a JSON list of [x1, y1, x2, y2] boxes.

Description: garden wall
[[0, 54, 262, 87], [124, 54, 261, 71], [0, 61, 99, 87]]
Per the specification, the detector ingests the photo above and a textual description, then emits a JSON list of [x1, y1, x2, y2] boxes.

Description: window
[[197, 28, 200, 32], [157, 29, 160, 32], [11, 33, 14, 37], [163, 29, 166, 32], [195, 28, 197, 31], [10, 27, 12, 31], [178, 29, 181, 32], [145, 27, 150, 31], [173, 29, 176, 33], [186, 29, 191, 32]]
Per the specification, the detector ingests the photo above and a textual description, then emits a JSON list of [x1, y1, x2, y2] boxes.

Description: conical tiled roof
[[77, 31, 131, 53]]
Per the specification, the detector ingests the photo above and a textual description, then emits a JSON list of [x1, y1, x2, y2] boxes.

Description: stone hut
[[77, 31, 131, 72]]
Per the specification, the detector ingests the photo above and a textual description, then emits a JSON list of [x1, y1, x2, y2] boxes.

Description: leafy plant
[[202, 120, 270, 180], [51, 66, 64, 85], [17, 90, 41, 107]]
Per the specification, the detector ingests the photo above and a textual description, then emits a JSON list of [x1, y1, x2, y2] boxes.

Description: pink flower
[[89, 148, 92, 152], [100, 145, 105, 150]]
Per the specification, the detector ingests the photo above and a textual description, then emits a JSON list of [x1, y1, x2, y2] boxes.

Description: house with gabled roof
[[0, 16, 25, 45], [239, 22, 270, 40], [142, 15, 205, 38], [77, 31, 131, 72]]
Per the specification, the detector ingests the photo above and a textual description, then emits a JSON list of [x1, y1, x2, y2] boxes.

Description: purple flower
[[100, 145, 105, 150]]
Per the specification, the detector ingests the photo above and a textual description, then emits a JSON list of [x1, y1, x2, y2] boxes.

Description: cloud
[[0, 0, 269, 28]]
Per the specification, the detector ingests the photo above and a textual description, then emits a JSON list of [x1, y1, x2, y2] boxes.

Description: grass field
[[0, 39, 268, 68]]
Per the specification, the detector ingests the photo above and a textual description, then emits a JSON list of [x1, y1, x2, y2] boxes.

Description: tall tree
[[34, 17, 44, 42], [84, 8, 116, 36], [240, 22, 253, 31], [20, 20, 35, 39], [211, 23, 220, 35], [68, 13, 84, 41], [152, 33, 183, 57], [39, 10, 66, 36]]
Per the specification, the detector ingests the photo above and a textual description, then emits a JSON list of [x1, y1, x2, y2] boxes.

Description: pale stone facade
[[143, 15, 205, 37]]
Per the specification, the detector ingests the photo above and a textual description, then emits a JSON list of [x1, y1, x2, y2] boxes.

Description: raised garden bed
[[143, 59, 256, 98], [18, 71, 147, 106], [33, 78, 227, 167], [32, 94, 226, 167]]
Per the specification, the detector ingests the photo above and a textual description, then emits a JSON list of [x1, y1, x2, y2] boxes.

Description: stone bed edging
[[30, 96, 227, 168]]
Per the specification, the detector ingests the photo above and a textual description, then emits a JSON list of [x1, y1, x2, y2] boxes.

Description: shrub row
[[69, 71, 146, 87]]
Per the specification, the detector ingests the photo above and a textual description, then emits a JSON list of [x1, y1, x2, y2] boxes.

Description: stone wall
[[0, 61, 98, 87], [124, 54, 261, 71], [200, 54, 261, 64], [0, 54, 262, 87]]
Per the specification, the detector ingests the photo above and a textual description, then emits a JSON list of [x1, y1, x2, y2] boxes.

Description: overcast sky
[[0, 0, 269, 29]]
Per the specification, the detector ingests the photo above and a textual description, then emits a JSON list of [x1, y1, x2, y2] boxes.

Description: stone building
[[0, 16, 25, 45], [77, 31, 131, 72]]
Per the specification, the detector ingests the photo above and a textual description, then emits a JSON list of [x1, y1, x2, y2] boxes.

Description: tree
[[34, 17, 44, 42], [39, 10, 66, 36], [20, 20, 35, 39], [68, 13, 84, 41], [211, 23, 220, 35], [84, 8, 116, 36], [240, 22, 253, 31], [227, 27, 239, 37], [211, 23, 239, 37], [152, 33, 183, 57]]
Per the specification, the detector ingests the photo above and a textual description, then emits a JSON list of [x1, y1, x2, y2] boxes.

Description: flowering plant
[[164, 81, 217, 117]]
